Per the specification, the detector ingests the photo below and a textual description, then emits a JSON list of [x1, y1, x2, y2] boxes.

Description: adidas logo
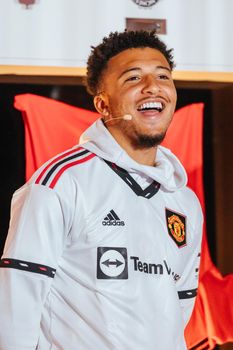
[[102, 210, 125, 226]]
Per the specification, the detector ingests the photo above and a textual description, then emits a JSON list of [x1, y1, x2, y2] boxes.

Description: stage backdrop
[[0, 0, 232, 73], [14, 94, 233, 349]]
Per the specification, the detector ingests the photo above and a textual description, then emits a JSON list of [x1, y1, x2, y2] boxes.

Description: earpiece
[[94, 92, 133, 123]]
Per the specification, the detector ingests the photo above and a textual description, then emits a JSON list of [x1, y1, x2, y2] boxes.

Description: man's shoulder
[[28, 146, 97, 190], [178, 185, 203, 220]]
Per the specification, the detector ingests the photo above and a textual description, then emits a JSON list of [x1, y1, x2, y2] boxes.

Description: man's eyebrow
[[118, 65, 172, 79], [118, 67, 141, 79], [156, 65, 172, 72]]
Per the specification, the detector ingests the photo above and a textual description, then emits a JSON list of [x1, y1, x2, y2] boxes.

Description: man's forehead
[[107, 47, 170, 70]]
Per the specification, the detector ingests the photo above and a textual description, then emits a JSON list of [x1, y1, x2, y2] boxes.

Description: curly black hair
[[86, 30, 175, 96]]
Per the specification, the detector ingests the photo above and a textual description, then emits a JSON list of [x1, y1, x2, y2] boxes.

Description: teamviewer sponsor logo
[[130, 256, 181, 282], [97, 247, 128, 279], [102, 210, 125, 226]]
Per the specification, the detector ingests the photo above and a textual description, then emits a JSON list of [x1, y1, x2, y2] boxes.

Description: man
[[0, 30, 203, 349]]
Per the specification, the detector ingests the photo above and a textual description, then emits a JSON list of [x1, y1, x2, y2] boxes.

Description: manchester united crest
[[165, 209, 186, 248]]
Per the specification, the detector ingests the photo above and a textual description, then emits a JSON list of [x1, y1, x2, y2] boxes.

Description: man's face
[[95, 47, 177, 149]]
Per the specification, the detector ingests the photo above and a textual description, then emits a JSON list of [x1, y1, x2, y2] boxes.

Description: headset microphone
[[104, 114, 133, 123], [122, 114, 133, 120]]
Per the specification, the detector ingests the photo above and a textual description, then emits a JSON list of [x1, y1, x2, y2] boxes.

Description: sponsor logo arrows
[[102, 259, 123, 268]]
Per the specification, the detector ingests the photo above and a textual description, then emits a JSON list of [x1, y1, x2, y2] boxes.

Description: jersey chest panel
[[61, 158, 195, 288]]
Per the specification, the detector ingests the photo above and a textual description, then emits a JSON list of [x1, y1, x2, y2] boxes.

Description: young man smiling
[[93, 45, 177, 166], [0, 30, 203, 350]]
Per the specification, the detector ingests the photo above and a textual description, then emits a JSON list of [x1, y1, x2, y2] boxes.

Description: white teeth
[[138, 102, 163, 110]]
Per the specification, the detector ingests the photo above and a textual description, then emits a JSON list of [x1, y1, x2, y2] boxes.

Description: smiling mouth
[[137, 101, 164, 113]]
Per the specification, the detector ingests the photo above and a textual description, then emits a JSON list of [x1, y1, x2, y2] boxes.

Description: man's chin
[[132, 132, 166, 149]]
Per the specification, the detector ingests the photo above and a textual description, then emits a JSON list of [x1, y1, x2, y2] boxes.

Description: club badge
[[165, 209, 186, 248]]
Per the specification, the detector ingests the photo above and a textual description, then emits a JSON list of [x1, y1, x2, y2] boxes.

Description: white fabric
[[0, 119, 203, 350]]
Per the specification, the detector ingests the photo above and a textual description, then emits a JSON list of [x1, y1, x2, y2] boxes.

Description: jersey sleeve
[[0, 181, 72, 349], [176, 198, 204, 327]]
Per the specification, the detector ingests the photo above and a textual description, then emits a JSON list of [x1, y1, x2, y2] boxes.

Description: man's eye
[[158, 74, 170, 80], [125, 76, 140, 82]]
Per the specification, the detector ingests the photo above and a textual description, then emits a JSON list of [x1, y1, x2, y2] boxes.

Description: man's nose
[[141, 75, 161, 95]]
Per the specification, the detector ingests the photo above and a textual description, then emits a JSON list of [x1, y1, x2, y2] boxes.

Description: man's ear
[[94, 93, 110, 117]]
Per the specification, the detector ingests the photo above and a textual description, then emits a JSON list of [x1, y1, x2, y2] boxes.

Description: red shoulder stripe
[[49, 153, 96, 189], [35, 147, 84, 184]]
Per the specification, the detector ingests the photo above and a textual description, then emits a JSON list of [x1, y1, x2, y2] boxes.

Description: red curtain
[[162, 104, 233, 349], [14, 93, 233, 349], [14, 94, 99, 180]]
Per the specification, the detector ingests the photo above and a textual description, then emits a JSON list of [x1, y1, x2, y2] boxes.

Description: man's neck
[[107, 126, 157, 166], [124, 146, 157, 166]]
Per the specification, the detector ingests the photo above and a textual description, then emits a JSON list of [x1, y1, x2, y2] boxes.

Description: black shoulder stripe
[[178, 288, 197, 299], [41, 149, 89, 186], [0, 258, 56, 278]]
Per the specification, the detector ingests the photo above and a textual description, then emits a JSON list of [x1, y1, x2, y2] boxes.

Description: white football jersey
[[0, 119, 203, 350]]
